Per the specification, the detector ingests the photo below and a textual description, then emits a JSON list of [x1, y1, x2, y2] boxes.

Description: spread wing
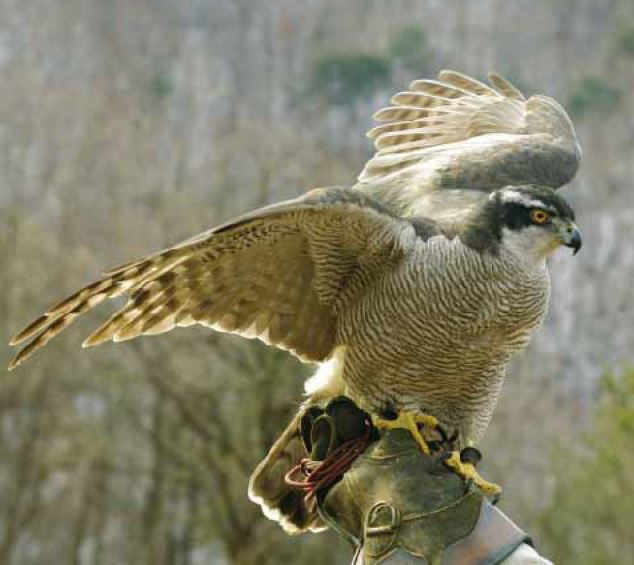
[[358, 70, 581, 216], [9, 188, 419, 370]]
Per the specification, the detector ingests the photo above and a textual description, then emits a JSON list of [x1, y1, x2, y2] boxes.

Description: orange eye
[[531, 209, 550, 224]]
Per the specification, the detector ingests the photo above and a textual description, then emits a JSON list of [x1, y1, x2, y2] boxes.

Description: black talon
[[381, 406, 398, 420], [427, 440, 441, 452], [459, 447, 482, 466]]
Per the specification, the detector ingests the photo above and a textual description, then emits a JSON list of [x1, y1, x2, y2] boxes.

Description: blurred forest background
[[1, 0, 633, 563]]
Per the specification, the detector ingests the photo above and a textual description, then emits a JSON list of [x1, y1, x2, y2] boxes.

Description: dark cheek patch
[[502, 204, 533, 231]]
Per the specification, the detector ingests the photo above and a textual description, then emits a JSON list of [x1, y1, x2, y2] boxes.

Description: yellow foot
[[444, 451, 502, 498], [374, 410, 438, 455]]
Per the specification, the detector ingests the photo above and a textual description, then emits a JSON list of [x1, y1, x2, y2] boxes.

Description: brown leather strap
[[441, 500, 531, 565]]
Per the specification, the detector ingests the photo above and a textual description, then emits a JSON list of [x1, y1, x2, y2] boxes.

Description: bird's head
[[493, 185, 581, 259], [469, 185, 581, 260]]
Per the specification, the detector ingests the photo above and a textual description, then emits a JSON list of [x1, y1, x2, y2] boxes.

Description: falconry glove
[[297, 399, 539, 565]]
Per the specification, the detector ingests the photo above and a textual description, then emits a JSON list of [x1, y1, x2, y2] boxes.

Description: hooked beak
[[561, 222, 582, 255]]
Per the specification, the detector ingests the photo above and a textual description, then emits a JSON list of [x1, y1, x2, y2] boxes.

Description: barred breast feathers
[[337, 232, 550, 439]]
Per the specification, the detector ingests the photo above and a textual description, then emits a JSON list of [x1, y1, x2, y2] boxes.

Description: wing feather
[[487, 72, 525, 101], [409, 79, 473, 99], [358, 69, 581, 193], [9, 188, 416, 370], [437, 70, 500, 96]]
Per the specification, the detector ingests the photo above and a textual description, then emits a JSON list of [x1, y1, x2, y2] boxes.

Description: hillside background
[[1, 1, 633, 563]]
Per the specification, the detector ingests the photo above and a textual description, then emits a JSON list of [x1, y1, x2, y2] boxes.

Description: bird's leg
[[373, 410, 438, 455], [443, 447, 502, 500]]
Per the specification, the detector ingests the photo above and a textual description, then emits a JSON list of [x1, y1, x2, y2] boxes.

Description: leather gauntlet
[[297, 398, 530, 565]]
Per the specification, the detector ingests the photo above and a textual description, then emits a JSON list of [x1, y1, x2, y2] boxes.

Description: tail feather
[[248, 407, 324, 533]]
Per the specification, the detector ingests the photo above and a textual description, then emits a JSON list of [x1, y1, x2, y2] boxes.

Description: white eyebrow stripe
[[497, 190, 557, 212]]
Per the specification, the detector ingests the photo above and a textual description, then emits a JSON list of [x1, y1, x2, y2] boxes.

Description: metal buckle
[[364, 501, 401, 558], [366, 501, 401, 536]]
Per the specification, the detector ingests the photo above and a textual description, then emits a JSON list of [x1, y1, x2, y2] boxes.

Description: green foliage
[[311, 52, 390, 104], [388, 25, 428, 72], [537, 370, 634, 563], [613, 25, 634, 57], [567, 76, 621, 118]]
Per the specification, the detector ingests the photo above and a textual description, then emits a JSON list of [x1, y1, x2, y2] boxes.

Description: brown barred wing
[[8, 188, 417, 369]]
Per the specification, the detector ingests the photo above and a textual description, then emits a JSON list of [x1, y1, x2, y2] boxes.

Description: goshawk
[[9, 70, 582, 532]]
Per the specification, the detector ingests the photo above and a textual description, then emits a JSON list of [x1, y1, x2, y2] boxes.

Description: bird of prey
[[9, 70, 582, 532]]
